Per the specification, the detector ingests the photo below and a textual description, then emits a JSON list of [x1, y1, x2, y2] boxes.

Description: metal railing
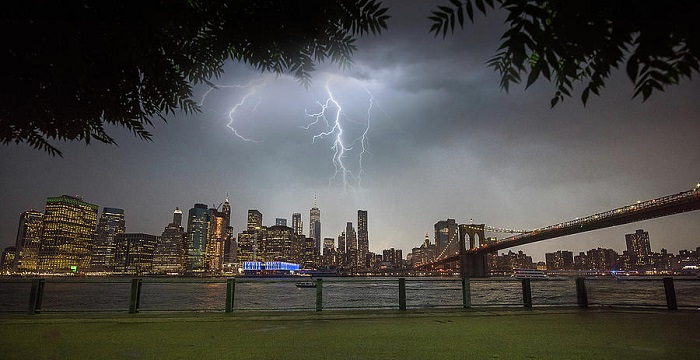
[[1, 277, 698, 315]]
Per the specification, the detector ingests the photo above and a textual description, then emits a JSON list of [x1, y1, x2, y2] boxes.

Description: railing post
[[28, 278, 45, 315], [399, 278, 406, 310], [521, 279, 532, 308], [315, 278, 323, 311], [225, 278, 236, 313], [576, 277, 588, 308], [663, 277, 677, 310], [129, 278, 142, 314], [461, 277, 471, 309]]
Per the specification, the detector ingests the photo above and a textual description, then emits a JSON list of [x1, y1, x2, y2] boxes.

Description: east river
[[2, 276, 700, 312]]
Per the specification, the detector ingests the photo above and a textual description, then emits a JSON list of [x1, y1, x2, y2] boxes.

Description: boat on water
[[295, 281, 316, 288], [511, 268, 548, 279]]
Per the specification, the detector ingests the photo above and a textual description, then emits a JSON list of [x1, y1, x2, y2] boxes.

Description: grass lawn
[[1, 309, 699, 359]]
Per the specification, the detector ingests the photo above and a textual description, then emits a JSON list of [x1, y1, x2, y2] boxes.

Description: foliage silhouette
[[429, 0, 700, 107], [1, 0, 389, 156]]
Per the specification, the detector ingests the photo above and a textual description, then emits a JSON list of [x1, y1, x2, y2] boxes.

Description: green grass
[[2, 309, 699, 359]]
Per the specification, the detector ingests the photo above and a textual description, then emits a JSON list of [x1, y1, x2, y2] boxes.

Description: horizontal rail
[[2, 276, 698, 314]]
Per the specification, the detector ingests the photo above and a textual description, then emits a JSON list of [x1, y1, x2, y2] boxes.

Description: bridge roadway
[[431, 186, 700, 268]]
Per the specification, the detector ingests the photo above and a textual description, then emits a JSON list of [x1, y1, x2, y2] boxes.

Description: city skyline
[[1, 1, 699, 261]]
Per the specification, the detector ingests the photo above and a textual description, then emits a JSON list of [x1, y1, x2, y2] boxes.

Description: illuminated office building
[[114, 233, 158, 274], [292, 212, 302, 236], [310, 199, 321, 255], [186, 203, 212, 272], [14, 210, 44, 272], [275, 218, 287, 226], [206, 195, 231, 272], [247, 209, 263, 231], [1, 247, 17, 273], [357, 210, 368, 268], [625, 229, 652, 268], [345, 222, 357, 268], [90, 207, 126, 272], [153, 208, 186, 274], [38, 195, 98, 273], [264, 225, 295, 262]]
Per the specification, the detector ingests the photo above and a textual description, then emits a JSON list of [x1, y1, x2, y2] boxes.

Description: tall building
[[345, 222, 357, 268], [310, 198, 321, 255], [113, 233, 159, 274], [275, 218, 288, 227], [38, 195, 98, 273], [625, 229, 652, 268], [1, 247, 17, 273], [14, 210, 44, 272], [292, 212, 302, 236], [153, 208, 186, 274], [186, 203, 212, 272], [545, 250, 574, 270], [206, 195, 231, 272], [90, 207, 126, 272], [248, 209, 263, 231], [434, 219, 458, 257], [264, 225, 295, 262], [411, 233, 437, 267], [357, 210, 368, 269], [337, 232, 346, 255]]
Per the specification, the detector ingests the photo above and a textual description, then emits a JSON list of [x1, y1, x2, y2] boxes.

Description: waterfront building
[[323, 238, 335, 254], [434, 219, 458, 257], [153, 208, 186, 274], [586, 247, 619, 271], [301, 237, 317, 268], [337, 232, 346, 255], [113, 233, 158, 274], [38, 195, 98, 273], [310, 200, 321, 255], [14, 210, 44, 272], [1, 247, 17, 273], [275, 218, 287, 227], [345, 222, 357, 268], [206, 196, 231, 272], [186, 204, 212, 272], [90, 207, 126, 272], [247, 209, 263, 231], [625, 229, 652, 268], [322, 238, 337, 267], [264, 225, 295, 262], [545, 250, 574, 270], [357, 210, 368, 269], [411, 234, 437, 267], [292, 212, 302, 236]]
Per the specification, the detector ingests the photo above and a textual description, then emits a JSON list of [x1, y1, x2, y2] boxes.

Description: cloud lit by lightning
[[303, 78, 375, 194]]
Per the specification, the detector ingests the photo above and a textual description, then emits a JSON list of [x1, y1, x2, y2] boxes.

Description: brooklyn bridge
[[419, 185, 700, 277]]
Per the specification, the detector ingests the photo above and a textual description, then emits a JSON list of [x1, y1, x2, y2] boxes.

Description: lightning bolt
[[199, 79, 268, 143], [303, 78, 374, 194]]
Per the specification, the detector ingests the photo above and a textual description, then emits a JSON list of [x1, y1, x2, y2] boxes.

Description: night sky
[[2, 1, 699, 261]]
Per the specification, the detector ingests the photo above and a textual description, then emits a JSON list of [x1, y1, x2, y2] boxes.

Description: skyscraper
[[206, 196, 231, 272], [275, 218, 288, 226], [38, 195, 98, 273], [113, 233, 158, 274], [292, 212, 302, 236], [186, 203, 212, 272], [434, 219, 458, 256], [357, 210, 368, 268], [248, 209, 263, 231], [153, 208, 186, 274], [90, 207, 126, 272], [14, 210, 43, 272], [345, 222, 357, 268], [310, 198, 321, 255], [625, 229, 652, 268]]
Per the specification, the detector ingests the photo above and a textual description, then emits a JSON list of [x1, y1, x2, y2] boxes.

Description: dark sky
[[2, 1, 699, 261]]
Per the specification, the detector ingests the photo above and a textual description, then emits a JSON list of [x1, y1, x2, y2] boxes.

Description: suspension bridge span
[[421, 185, 700, 277]]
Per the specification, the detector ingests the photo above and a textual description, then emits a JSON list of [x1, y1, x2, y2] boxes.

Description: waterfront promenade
[[2, 308, 699, 359]]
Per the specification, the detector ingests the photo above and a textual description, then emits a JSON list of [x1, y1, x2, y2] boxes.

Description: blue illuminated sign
[[243, 261, 300, 271]]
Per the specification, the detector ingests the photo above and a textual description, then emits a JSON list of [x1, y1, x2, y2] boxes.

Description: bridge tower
[[458, 224, 489, 277]]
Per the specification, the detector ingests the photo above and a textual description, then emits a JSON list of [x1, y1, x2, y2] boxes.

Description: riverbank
[[2, 308, 699, 359]]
